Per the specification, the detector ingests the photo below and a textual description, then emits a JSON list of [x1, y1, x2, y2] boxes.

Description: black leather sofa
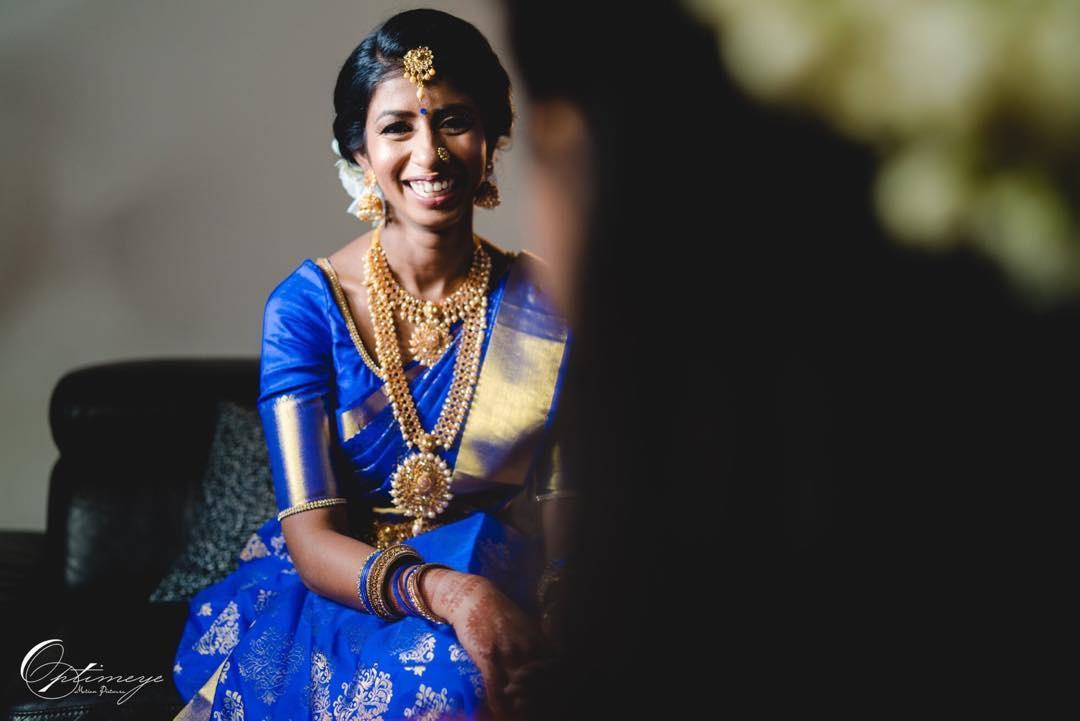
[[0, 358, 260, 721]]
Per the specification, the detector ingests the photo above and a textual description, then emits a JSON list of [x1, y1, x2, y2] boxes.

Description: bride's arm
[[280, 504, 472, 620], [284, 505, 545, 715]]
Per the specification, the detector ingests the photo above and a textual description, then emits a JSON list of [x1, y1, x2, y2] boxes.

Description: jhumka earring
[[474, 163, 501, 209], [355, 168, 386, 224]]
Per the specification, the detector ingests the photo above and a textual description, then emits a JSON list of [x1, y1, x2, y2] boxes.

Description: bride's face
[[354, 76, 488, 230]]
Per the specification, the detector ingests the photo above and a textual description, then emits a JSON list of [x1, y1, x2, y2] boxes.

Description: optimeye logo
[[20, 639, 165, 705]]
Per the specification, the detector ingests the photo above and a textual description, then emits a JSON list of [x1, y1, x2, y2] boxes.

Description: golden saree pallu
[[259, 392, 347, 521]]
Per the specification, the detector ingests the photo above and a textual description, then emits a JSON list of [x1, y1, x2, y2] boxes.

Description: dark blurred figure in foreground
[[503, 0, 1073, 715]]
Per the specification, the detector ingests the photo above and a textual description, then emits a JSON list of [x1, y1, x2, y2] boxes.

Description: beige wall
[[0, 0, 529, 531]]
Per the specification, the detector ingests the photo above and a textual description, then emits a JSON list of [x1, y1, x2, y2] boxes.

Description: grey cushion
[[148, 400, 277, 602]]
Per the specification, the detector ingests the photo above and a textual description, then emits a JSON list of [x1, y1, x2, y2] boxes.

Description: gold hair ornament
[[403, 46, 436, 105]]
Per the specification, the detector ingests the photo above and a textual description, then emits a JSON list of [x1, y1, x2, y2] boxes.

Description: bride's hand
[[428, 572, 552, 719]]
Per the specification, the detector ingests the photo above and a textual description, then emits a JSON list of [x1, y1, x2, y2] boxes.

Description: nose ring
[[436, 147, 450, 162]]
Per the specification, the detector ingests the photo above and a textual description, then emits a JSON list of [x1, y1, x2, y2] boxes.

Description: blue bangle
[[356, 550, 381, 615], [389, 562, 420, 617], [400, 564, 426, 616]]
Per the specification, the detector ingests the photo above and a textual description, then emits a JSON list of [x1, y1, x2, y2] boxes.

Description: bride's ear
[[352, 152, 371, 175]]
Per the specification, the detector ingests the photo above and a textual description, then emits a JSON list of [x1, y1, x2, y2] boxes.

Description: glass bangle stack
[[355, 542, 451, 624]]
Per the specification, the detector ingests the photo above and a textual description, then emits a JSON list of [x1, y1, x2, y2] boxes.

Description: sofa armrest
[[47, 357, 259, 597]]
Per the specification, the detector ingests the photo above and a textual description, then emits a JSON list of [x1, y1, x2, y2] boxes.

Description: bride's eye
[[443, 116, 473, 130], [381, 122, 410, 134]]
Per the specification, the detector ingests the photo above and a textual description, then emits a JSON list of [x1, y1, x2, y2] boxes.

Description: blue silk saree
[[170, 245, 571, 720]]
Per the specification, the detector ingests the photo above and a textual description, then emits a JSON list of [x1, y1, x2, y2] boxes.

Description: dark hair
[[332, 8, 514, 166]]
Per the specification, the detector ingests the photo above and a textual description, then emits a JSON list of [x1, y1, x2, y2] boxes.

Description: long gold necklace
[[364, 224, 491, 536], [367, 234, 488, 367]]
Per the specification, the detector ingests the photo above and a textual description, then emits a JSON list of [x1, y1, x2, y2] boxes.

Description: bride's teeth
[[409, 178, 454, 196]]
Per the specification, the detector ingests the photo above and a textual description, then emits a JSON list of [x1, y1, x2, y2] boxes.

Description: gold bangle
[[277, 497, 348, 521], [365, 550, 396, 619], [367, 544, 422, 620], [407, 563, 451, 624]]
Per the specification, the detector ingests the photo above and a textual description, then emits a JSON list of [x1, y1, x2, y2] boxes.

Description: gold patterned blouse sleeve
[[257, 261, 347, 522], [261, 393, 347, 521]]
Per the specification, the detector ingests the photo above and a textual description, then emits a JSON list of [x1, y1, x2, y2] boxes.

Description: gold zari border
[[451, 251, 568, 493], [314, 256, 384, 379]]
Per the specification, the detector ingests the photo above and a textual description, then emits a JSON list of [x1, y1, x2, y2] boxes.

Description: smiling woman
[[333, 12, 513, 234], [167, 8, 572, 721]]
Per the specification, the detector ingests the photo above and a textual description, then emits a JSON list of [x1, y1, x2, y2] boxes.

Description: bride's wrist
[[424, 569, 489, 624]]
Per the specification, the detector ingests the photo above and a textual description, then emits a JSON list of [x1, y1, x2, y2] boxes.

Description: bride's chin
[[390, 207, 467, 231]]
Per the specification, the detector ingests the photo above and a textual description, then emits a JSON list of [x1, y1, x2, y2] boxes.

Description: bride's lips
[[403, 177, 461, 209]]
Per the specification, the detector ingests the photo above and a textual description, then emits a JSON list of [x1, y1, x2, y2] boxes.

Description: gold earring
[[355, 168, 386, 224], [474, 165, 500, 209]]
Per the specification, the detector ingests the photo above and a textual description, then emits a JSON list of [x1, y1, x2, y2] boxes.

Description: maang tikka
[[403, 46, 436, 113]]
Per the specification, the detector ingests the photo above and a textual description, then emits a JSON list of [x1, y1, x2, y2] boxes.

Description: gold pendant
[[409, 318, 450, 366], [389, 451, 453, 535]]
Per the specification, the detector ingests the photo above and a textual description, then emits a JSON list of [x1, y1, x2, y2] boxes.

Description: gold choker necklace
[[363, 224, 492, 535], [366, 230, 489, 367]]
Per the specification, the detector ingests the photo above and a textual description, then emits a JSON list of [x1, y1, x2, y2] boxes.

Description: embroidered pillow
[[149, 400, 278, 602]]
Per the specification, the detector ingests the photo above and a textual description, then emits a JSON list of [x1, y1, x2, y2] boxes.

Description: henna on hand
[[424, 571, 553, 718], [427, 570, 488, 623], [465, 602, 497, 662]]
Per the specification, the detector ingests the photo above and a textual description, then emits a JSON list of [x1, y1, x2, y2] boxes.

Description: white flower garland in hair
[[331, 138, 381, 218]]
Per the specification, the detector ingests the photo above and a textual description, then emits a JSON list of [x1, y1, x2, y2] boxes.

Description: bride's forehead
[[370, 77, 472, 108]]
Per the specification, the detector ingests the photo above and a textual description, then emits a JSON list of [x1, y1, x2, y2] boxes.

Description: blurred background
[[689, 0, 1080, 306], [0, 0, 527, 532], [682, 1, 1080, 668]]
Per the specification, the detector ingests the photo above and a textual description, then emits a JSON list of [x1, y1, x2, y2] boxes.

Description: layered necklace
[[367, 230, 491, 367], [364, 224, 492, 536]]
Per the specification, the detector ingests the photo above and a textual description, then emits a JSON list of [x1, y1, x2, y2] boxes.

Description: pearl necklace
[[364, 224, 492, 535], [367, 233, 488, 367]]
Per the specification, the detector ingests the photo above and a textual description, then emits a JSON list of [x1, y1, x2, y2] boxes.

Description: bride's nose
[[409, 120, 440, 168]]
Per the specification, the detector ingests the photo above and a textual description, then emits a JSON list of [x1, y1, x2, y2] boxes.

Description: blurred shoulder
[[505, 248, 566, 325], [517, 248, 554, 294], [479, 235, 557, 297]]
